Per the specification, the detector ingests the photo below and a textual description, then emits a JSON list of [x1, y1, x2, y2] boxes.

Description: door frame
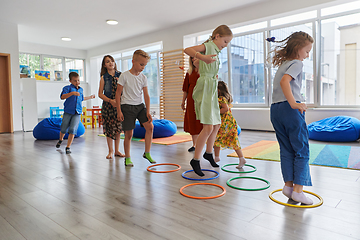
[[0, 53, 13, 133]]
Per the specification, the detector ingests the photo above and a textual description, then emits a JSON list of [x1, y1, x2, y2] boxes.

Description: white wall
[[0, 21, 22, 131]]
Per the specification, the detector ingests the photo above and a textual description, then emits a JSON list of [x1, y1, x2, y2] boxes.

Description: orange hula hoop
[[179, 183, 226, 199], [147, 163, 181, 173]]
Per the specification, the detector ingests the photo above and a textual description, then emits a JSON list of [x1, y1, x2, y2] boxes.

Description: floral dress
[[214, 96, 241, 150], [102, 75, 122, 139]]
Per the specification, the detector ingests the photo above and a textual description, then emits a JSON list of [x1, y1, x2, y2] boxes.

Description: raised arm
[[184, 44, 216, 64]]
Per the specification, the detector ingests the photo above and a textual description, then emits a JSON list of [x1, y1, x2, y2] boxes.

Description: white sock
[[282, 186, 293, 199], [236, 157, 246, 169], [291, 191, 313, 205]]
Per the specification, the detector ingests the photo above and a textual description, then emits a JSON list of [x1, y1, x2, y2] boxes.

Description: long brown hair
[[218, 81, 232, 104], [268, 31, 314, 67], [187, 56, 196, 74], [100, 55, 118, 76]]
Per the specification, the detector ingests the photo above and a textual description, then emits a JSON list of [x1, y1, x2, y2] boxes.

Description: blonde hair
[[206, 25, 233, 43], [187, 57, 196, 74], [100, 55, 118, 76], [218, 81, 232, 104], [133, 49, 150, 60], [268, 31, 314, 67]]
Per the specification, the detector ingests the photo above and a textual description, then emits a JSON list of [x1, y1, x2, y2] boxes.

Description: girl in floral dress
[[98, 55, 124, 159], [214, 81, 246, 169]]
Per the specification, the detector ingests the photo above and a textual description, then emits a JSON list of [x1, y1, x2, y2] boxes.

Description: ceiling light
[[61, 37, 71, 41], [106, 19, 118, 25]]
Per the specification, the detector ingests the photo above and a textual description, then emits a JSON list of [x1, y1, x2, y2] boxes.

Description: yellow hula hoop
[[269, 189, 323, 208]]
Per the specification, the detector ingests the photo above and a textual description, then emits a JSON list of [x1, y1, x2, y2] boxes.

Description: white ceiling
[[0, 0, 265, 50]]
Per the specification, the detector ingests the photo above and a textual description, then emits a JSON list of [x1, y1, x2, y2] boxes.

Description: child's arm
[[184, 44, 217, 64], [98, 76, 116, 106], [61, 91, 79, 100], [84, 94, 95, 101], [143, 86, 152, 122], [219, 102, 229, 114], [280, 74, 307, 114], [115, 84, 124, 121], [181, 92, 187, 110]]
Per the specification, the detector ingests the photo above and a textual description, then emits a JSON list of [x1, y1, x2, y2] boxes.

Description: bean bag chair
[[33, 117, 85, 140], [133, 119, 177, 138], [308, 116, 360, 142]]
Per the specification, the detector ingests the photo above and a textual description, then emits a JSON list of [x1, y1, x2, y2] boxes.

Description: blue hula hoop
[[182, 169, 220, 181]]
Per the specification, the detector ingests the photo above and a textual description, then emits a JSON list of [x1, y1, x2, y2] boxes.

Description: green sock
[[143, 152, 156, 163], [125, 158, 133, 166]]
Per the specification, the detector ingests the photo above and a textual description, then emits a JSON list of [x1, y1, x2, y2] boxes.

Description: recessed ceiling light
[[61, 37, 71, 41], [106, 19, 118, 25]]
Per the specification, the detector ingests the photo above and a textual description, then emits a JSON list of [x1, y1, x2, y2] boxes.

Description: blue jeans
[[270, 101, 312, 186], [60, 112, 80, 135]]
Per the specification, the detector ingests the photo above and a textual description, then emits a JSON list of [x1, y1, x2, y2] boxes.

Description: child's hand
[[181, 101, 185, 110], [146, 112, 153, 123], [90, 94, 95, 99], [117, 111, 124, 122], [109, 99, 116, 107], [290, 102, 307, 114], [73, 92, 80, 96], [201, 54, 217, 64]]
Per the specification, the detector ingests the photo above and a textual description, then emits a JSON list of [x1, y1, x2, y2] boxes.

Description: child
[[181, 56, 202, 152], [98, 55, 124, 159], [267, 31, 314, 205], [214, 81, 246, 168], [56, 72, 95, 154], [115, 49, 156, 167], [184, 25, 233, 176]]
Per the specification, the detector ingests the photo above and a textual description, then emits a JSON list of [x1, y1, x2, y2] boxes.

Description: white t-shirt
[[118, 70, 148, 105]]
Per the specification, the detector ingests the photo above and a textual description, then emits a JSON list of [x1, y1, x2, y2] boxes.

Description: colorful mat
[[98, 131, 192, 145], [228, 140, 360, 170]]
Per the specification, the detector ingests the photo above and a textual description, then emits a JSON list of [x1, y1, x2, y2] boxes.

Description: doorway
[[0, 53, 13, 133]]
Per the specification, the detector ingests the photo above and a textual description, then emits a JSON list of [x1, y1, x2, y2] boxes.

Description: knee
[[144, 122, 154, 132]]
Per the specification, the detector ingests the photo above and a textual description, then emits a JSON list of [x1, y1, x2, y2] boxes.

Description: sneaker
[[188, 146, 195, 152], [65, 147, 71, 154], [125, 158, 134, 167], [56, 140, 62, 148]]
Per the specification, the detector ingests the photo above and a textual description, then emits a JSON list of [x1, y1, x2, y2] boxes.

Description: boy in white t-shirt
[[115, 49, 156, 167]]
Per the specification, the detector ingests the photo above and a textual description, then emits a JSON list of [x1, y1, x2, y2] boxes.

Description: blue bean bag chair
[[33, 117, 85, 140], [308, 116, 360, 142], [133, 119, 177, 138]]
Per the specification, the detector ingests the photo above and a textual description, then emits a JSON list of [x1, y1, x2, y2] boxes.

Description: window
[[19, 53, 40, 78], [43, 56, 63, 81], [320, 13, 360, 106], [143, 52, 160, 105], [230, 32, 265, 104], [66, 58, 84, 82]]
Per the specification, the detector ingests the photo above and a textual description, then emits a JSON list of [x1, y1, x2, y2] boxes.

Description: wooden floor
[[0, 128, 360, 240]]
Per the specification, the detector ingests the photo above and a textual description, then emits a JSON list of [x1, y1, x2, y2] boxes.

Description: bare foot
[[106, 153, 113, 159], [236, 157, 247, 169], [115, 152, 125, 157], [215, 156, 221, 162]]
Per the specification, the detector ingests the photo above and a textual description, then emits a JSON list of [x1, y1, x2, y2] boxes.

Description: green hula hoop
[[221, 163, 256, 174], [227, 176, 270, 191]]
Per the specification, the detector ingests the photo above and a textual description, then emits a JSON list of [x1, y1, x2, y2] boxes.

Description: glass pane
[[122, 58, 132, 72], [19, 53, 40, 78], [65, 58, 84, 81], [229, 32, 265, 104], [271, 11, 317, 27], [143, 52, 159, 105], [269, 24, 314, 104], [320, 13, 360, 105], [218, 50, 229, 84], [44, 57, 63, 81], [232, 21, 267, 35], [321, 0, 360, 16]]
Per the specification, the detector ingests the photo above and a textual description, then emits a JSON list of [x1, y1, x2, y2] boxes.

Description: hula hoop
[[180, 183, 226, 199], [182, 169, 219, 181], [227, 176, 270, 191], [146, 163, 181, 173], [269, 189, 323, 208], [221, 163, 257, 174]]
